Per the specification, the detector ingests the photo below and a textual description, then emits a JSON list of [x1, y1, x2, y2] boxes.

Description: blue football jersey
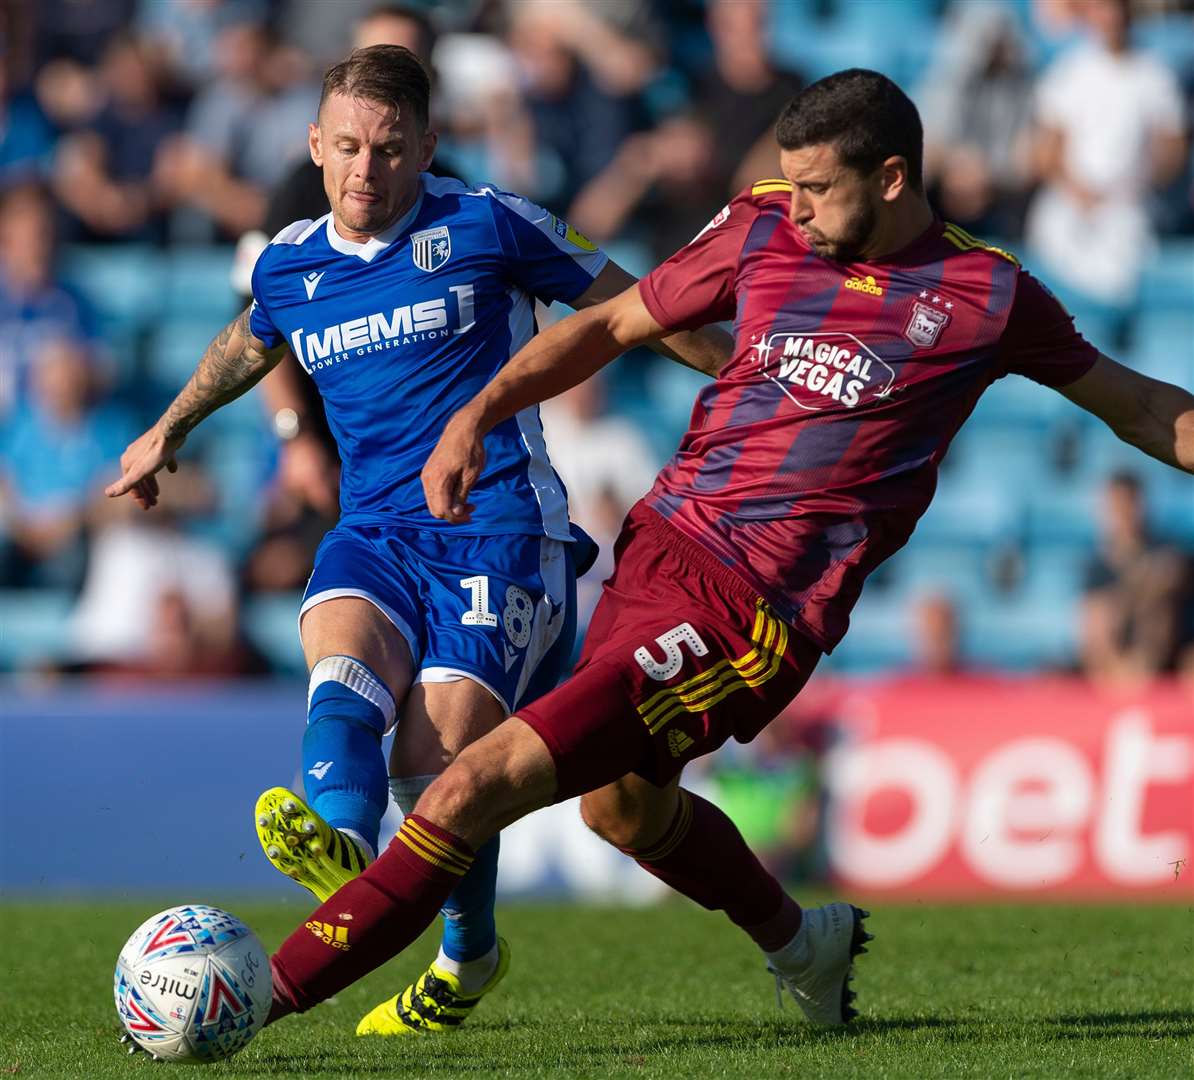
[[248, 173, 608, 539]]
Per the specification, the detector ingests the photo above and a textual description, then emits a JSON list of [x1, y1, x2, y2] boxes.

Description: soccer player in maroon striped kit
[[264, 69, 1194, 1030]]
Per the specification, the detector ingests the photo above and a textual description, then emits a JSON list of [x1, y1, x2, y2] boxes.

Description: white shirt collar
[[324, 178, 425, 262]]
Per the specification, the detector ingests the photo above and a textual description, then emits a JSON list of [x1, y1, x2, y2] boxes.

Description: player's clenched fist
[[105, 422, 186, 511], [422, 413, 483, 524]]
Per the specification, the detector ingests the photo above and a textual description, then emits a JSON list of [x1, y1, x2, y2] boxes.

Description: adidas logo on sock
[[306, 920, 351, 950]]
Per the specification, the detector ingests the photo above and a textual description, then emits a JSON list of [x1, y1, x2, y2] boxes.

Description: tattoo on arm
[[161, 307, 283, 439]]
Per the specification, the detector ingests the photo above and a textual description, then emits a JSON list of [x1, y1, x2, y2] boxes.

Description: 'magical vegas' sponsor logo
[[749, 331, 897, 410]]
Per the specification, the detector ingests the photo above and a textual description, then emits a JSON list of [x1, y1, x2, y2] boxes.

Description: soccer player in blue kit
[[107, 45, 728, 1036]]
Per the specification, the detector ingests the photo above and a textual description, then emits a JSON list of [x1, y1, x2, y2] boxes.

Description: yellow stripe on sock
[[403, 820, 473, 873], [634, 790, 695, 864], [397, 824, 471, 876]]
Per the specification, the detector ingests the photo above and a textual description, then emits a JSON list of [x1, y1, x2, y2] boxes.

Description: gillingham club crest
[[903, 300, 950, 349], [411, 226, 451, 272]]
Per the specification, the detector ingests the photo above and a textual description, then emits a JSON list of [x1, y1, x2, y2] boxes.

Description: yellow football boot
[[254, 786, 371, 902], [356, 938, 511, 1036]]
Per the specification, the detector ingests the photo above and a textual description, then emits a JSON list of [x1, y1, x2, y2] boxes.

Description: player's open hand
[[422, 414, 484, 524], [104, 423, 186, 510]]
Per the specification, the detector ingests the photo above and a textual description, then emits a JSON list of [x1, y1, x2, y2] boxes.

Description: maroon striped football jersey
[[637, 180, 1099, 651]]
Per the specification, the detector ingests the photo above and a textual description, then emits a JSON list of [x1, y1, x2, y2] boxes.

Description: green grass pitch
[[0, 897, 1189, 1078]]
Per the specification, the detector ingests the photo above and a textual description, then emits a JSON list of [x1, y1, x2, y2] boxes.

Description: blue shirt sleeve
[[486, 190, 609, 307], [248, 248, 284, 348]]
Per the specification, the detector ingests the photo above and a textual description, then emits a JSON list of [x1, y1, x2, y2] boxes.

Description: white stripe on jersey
[[506, 285, 570, 540]]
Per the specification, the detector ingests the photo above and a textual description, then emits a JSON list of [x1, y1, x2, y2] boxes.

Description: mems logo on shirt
[[748, 331, 897, 410], [288, 284, 476, 373]]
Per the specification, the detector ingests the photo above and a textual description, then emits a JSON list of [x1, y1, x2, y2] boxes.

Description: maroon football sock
[[624, 790, 802, 952], [269, 815, 474, 1013]]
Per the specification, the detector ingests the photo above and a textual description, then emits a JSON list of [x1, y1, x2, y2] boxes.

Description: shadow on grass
[[236, 1016, 970, 1075], [1047, 1009, 1194, 1039]]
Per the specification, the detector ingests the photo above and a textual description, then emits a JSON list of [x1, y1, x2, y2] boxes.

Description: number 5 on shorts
[[634, 623, 708, 681]]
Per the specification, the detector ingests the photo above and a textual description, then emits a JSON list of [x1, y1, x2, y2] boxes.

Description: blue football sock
[[303, 655, 395, 857], [390, 776, 500, 962], [439, 835, 500, 962]]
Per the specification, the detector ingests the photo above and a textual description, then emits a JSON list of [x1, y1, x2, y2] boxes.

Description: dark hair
[[1107, 469, 1142, 497], [776, 69, 923, 190], [319, 44, 430, 130], [358, 4, 437, 63]]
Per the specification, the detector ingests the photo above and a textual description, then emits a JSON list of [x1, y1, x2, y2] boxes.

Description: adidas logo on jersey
[[306, 920, 351, 950], [843, 274, 884, 296]]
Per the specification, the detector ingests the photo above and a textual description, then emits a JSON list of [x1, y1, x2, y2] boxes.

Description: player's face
[[779, 144, 882, 263], [311, 91, 437, 241]]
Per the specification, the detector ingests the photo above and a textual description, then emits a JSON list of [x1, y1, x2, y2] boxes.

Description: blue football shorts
[[301, 523, 588, 722]]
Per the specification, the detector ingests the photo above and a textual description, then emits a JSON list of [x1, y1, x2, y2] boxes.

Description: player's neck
[[860, 197, 935, 263]]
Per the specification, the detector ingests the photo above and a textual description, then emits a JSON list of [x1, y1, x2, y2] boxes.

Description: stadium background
[[1, 0, 1191, 905]]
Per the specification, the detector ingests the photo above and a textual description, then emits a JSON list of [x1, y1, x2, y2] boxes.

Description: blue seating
[[162, 247, 239, 322], [0, 589, 73, 669], [60, 245, 161, 336], [243, 592, 305, 675]]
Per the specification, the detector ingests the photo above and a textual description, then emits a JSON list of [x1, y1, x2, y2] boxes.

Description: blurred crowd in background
[[1, 0, 1193, 692]]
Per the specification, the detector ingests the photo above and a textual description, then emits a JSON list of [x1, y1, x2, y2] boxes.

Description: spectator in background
[[505, 0, 656, 212], [154, 18, 318, 238], [539, 373, 659, 533], [0, 336, 135, 589], [540, 373, 660, 636], [569, 0, 801, 260], [1027, 0, 1186, 323], [909, 592, 969, 676], [918, 3, 1035, 238], [68, 463, 255, 673], [0, 182, 93, 419], [52, 32, 183, 243], [137, 0, 268, 91], [0, 51, 56, 184], [1080, 471, 1194, 682]]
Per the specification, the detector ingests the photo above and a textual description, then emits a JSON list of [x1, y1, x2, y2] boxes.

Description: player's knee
[[580, 789, 648, 850], [417, 749, 507, 839]]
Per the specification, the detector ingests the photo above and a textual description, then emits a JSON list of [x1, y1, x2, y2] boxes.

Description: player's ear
[[309, 122, 323, 167], [418, 128, 438, 172], [879, 155, 908, 203]]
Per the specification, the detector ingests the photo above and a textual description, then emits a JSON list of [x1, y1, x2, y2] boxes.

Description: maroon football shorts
[[517, 503, 822, 801]]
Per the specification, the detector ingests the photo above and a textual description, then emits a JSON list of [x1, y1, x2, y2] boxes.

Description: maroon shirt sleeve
[[996, 270, 1100, 387], [638, 195, 758, 332]]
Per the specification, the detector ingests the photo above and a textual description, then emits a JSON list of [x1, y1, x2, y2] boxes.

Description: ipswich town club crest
[[411, 226, 451, 272], [903, 300, 950, 349]]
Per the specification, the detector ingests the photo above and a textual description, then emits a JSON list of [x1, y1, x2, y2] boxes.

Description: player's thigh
[[394, 532, 576, 766], [299, 525, 424, 701], [389, 676, 507, 776], [299, 597, 414, 699], [580, 772, 683, 851]]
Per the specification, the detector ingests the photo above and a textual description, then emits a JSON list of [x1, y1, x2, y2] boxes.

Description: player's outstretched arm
[[423, 285, 665, 523], [575, 261, 732, 376], [105, 305, 287, 509], [1060, 354, 1194, 474]]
